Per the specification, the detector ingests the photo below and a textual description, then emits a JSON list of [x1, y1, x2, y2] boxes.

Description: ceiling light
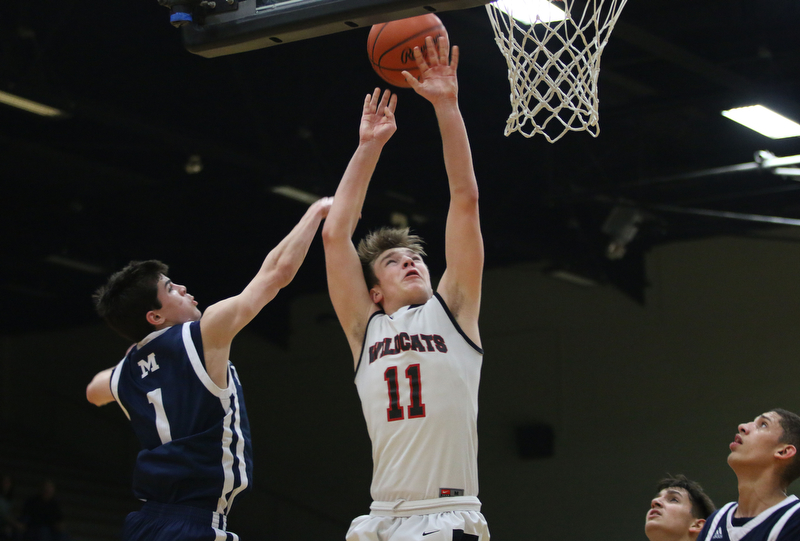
[[44, 255, 106, 274], [547, 269, 597, 287], [185, 154, 203, 174], [0, 90, 65, 117], [271, 186, 319, 205], [721, 105, 800, 139], [491, 0, 565, 25]]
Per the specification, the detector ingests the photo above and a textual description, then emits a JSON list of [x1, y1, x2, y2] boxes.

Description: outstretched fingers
[[378, 87, 393, 113], [448, 44, 459, 73], [386, 91, 398, 116], [367, 87, 382, 113], [413, 44, 430, 74], [434, 34, 449, 66]]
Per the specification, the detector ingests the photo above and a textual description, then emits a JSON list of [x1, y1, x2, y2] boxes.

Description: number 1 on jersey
[[384, 364, 426, 422], [147, 388, 173, 444]]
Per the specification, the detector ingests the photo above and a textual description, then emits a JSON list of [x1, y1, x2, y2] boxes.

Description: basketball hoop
[[485, 0, 628, 142]]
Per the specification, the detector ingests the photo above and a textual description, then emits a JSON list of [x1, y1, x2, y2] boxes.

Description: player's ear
[[370, 287, 383, 305], [145, 310, 162, 327], [776, 444, 797, 460], [689, 518, 705, 535]]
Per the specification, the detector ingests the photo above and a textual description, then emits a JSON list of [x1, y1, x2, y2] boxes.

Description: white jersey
[[355, 293, 483, 503]]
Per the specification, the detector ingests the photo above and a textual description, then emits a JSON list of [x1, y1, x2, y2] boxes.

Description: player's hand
[[403, 35, 458, 105], [310, 196, 333, 219], [359, 88, 397, 146]]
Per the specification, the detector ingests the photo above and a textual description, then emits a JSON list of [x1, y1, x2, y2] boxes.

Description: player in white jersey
[[645, 474, 714, 541], [695, 409, 800, 541], [85, 197, 330, 541], [322, 36, 489, 541]]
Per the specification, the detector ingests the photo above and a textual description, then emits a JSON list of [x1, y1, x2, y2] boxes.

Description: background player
[[645, 474, 714, 541], [322, 36, 488, 540], [696, 409, 800, 541], [85, 197, 331, 541]]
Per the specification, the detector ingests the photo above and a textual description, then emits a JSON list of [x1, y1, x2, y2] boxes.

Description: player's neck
[[381, 300, 410, 316], [381, 294, 431, 316], [646, 529, 693, 541], [647, 531, 694, 541], [735, 470, 788, 517]]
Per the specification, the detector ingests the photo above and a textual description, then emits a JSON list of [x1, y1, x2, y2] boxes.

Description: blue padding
[[170, 12, 193, 22]]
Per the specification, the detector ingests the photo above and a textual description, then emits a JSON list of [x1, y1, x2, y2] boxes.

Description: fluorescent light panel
[[548, 269, 597, 287], [0, 90, 64, 117], [721, 105, 800, 139], [44, 255, 106, 274], [492, 0, 565, 24], [271, 186, 318, 205]]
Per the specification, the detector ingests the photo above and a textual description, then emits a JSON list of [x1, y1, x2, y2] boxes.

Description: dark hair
[[657, 474, 715, 520], [772, 408, 800, 487], [356, 227, 426, 289], [93, 260, 168, 342]]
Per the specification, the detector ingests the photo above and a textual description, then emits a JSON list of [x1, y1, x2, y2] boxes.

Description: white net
[[485, 0, 628, 142]]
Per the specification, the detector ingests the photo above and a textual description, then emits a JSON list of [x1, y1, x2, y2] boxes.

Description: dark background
[[2, 1, 800, 540]]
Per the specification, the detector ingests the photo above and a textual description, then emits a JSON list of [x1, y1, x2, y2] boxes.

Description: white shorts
[[346, 509, 489, 541]]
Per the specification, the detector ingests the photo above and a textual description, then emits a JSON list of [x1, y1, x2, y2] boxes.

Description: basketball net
[[485, 0, 628, 142]]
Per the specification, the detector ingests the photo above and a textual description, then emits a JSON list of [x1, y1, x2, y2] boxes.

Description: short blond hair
[[357, 227, 426, 289]]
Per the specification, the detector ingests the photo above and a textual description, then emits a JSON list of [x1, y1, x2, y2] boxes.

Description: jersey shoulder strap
[[767, 497, 800, 541]]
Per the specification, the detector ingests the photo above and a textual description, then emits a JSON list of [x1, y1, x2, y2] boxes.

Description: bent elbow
[[322, 219, 354, 249], [321, 224, 334, 246], [86, 385, 102, 406], [321, 222, 340, 247], [453, 185, 480, 208]]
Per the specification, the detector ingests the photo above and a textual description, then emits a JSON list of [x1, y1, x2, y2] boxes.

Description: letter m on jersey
[[137, 353, 160, 378]]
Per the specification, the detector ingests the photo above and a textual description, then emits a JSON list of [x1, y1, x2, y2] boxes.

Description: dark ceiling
[[3, 0, 800, 342]]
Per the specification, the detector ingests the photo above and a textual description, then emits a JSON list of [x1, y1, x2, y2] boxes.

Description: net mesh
[[485, 0, 628, 142]]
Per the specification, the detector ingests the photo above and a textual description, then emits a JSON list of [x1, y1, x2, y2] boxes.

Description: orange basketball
[[367, 14, 448, 88]]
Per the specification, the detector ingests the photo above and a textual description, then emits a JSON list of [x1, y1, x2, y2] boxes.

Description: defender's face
[[371, 248, 432, 309], [152, 275, 201, 326], [645, 487, 697, 541], [728, 411, 785, 468]]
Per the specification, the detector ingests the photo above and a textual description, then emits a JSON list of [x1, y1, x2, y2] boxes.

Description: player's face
[[644, 487, 699, 541], [728, 411, 785, 469], [151, 274, 202, 327], [371, 248, 432, 310]]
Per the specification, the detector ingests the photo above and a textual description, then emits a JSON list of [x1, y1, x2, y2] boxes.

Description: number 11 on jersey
[[384, 364, 426, 422]]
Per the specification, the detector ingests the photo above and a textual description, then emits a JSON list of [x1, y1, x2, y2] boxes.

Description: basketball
[[367, 14, 448, 88]]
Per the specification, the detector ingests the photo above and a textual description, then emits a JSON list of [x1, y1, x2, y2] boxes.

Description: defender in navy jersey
[[323, 37, 489, 540], [86, 197, 331, 541], [696, 409, 800, 541]]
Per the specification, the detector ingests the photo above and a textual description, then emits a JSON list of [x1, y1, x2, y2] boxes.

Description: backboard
[[180, 0, 490, 58]]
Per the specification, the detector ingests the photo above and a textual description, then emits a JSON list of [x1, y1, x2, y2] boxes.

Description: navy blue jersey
[[110, 321, 252, 515], [697, 496, 800, 541]]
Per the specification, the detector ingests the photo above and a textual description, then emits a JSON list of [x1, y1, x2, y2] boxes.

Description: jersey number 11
[[384, 364, 426, 422]]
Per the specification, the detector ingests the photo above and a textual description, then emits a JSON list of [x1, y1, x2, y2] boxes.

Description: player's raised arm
[[322, 89, 398, 362], [404, 36, 483, 344], [200, 197, 331, 382]]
